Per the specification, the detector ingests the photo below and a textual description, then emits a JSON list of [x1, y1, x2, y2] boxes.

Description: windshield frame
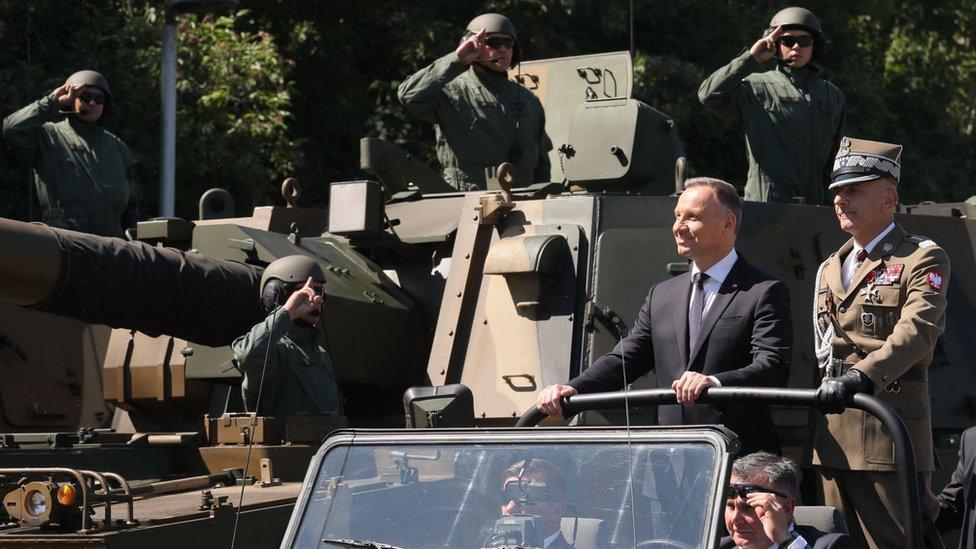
[[280, 425, 736, 549]]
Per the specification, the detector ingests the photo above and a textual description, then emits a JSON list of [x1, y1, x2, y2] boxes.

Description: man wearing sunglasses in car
[[485, 459, 573, 548], [699, 7, 844, 206], [398, 13, 551, 191], [722, 452, 853, 548], [3, 70, 140, 238]]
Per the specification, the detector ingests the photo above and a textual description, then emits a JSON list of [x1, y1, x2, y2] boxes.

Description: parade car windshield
[[282, 427, 734, 549]]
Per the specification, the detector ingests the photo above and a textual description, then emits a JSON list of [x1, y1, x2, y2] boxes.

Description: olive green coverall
[[699, 51, 845, 205], [2, 94, 139, 238], [232, 307, 343, 422], [398, 53, 551, 191]]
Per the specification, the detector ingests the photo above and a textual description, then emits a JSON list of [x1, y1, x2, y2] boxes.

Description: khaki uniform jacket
[[812, 225, 949, 471], [698, 52, 845, 205], [232, 307, 343, 422], [2, 94, 139, 238], [398, 53, 551, 191]]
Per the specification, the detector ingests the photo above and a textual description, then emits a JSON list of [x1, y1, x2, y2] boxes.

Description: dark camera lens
[[501, 481, 551, 504]]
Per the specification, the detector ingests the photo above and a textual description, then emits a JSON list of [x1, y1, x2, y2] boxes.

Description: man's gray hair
[[731, 452, 800, 499], [683, 177, 743, 234]]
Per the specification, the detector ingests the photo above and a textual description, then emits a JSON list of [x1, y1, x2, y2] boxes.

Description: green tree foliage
[[116, 7, 299, 216], [1, 0, 973, 221], [0, 1, 296, 221]]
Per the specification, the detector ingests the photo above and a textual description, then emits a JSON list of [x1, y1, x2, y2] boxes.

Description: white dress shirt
[[841, 222, 896, 289], [689, 248, 739, 386], [690, 248, 739, 318]]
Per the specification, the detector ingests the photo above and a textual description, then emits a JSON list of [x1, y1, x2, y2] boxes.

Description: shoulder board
[[907, 235, 938, 248]]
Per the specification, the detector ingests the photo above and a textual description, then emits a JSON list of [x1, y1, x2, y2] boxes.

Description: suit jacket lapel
[[675, 273, 692, 364], [687, 259, 743, 369]]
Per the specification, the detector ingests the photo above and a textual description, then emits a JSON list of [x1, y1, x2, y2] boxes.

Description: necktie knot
[[855, 249, 868, 262], [693, 272, 710, 288]]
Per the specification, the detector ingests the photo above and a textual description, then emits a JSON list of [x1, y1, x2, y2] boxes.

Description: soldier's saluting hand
[[455, 27, 489, 66], [284, 276, 325, 324], [749, 25, 784, 63]]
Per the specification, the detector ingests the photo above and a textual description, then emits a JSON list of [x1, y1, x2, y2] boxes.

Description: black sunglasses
[[486, 36, 515, 49], [726, 483, 790, 500], [79, 92, 106, 106], [777, 35, 813, 49]]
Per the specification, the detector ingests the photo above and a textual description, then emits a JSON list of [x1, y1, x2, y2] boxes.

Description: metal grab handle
[[515, 387, 923, 549], [501, 374, 537, 392]]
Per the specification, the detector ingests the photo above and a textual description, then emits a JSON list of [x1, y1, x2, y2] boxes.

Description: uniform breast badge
[[861, 312, 875, 327], [859, 282, 882, 304]]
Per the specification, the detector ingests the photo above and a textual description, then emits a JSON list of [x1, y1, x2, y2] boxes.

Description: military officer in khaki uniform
[[811, 138, 949, 548]]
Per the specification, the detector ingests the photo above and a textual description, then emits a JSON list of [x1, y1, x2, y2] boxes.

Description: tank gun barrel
[[0, 218, 62, 306], [0, 217, 264, 347]]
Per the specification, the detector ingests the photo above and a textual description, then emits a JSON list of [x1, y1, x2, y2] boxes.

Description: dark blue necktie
[[689, 272, 710, 351]]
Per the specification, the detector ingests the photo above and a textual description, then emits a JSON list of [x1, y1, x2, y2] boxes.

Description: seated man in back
[[722, 452, 852, 548], [485, 458, 572, 548]]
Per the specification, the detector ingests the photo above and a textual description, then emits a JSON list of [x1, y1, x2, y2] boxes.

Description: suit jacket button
[[839, 306, 847, 313]]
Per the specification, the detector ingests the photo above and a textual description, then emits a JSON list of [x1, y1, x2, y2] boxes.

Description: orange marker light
[[57, 484, 77, 506]]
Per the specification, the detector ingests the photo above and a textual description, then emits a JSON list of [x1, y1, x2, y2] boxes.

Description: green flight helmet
[[259, 255, 327, 312], [766, 7, 827, 66], [465, 13, 520, 66], [768, 7, 822, 34], [65, 70, 113, 116]]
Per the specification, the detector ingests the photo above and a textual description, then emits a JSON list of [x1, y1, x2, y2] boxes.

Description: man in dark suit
[[721, 452, 854, 548], [937, 425, 976, 548], [536, 177, 792, 455]]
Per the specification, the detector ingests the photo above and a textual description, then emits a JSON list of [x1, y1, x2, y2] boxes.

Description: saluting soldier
[[232, 256, 343, 422], [3, 70, 140, 238], [398, 13, 551, 191], [811, 137, 948, 548], [698, 7, 844, 205]]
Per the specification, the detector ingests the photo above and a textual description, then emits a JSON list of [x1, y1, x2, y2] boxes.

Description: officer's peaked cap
[[830, 137, 903, 189]]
